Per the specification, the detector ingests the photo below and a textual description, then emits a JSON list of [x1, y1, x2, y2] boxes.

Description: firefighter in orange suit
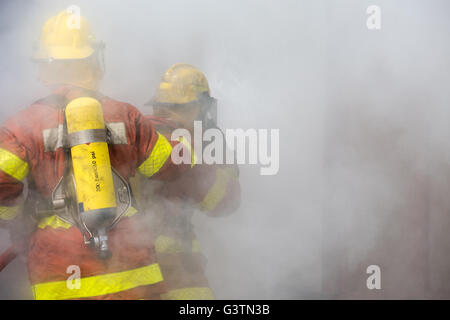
[[134, 63, 241, 299], [0, 11, 194, 299]]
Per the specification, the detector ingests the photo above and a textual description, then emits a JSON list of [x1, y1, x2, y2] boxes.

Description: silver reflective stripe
[[106, 122, 128, 145], [43, 125, 64, 152], [43, 122, 128, 152]]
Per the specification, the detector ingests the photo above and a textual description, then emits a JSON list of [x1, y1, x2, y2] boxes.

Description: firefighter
[[0, 11, 194, 299], [134, 63, 241, 300]]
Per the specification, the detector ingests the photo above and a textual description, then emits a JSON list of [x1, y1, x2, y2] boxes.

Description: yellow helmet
[[33, 10, 105, 91], [33, 10, 98, 60], [153, 63, 211, 105]]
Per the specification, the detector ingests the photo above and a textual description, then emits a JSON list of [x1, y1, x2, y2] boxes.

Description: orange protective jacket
[[134, 115, 241, 300], [0, 87, 192, 300]]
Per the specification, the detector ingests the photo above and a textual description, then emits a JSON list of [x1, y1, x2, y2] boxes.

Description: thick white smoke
[[0, 0, 450, 299]]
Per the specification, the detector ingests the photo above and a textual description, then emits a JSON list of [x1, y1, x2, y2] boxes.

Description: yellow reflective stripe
[[0, 205, 20, 221], [0, 147, 29, 181], [138, 132, 172, 178], [38, 207, 138, 229], [32, 263, 163, 300], [155, 235, 201, 254], [123, 206, 138, 217], [201, 168, 237, 211], [192, 238, 201, 252], [37, 215, 73, 229], [179, 136, 197, 168], [161, 287, 214, 300]]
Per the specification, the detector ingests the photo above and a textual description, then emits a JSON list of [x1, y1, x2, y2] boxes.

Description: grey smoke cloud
[[0, 0, 450, 299]]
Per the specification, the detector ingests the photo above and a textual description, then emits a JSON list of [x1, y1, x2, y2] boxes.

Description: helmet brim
[[32, 45, 94, 61]]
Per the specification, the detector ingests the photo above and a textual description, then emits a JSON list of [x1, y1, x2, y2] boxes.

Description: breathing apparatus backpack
[[49, 97, 132, 259]]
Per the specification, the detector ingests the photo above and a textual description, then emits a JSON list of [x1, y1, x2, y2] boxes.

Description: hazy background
[[1, 0, 450, 299]]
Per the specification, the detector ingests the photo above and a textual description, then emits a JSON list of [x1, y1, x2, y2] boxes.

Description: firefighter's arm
[[157, 163, 241, 217], [134, 110, 193, 181], [0, 126, 29, 227], [188, 164, 241, 217]]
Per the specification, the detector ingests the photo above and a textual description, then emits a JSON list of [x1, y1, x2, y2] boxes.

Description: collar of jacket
[[35, 85, 105, 109], [145, 115, 180, 134]]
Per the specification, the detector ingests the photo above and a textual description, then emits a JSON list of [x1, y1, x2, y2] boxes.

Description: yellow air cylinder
[[65, 97, 116, 259], [65, 97, 116, 213]]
